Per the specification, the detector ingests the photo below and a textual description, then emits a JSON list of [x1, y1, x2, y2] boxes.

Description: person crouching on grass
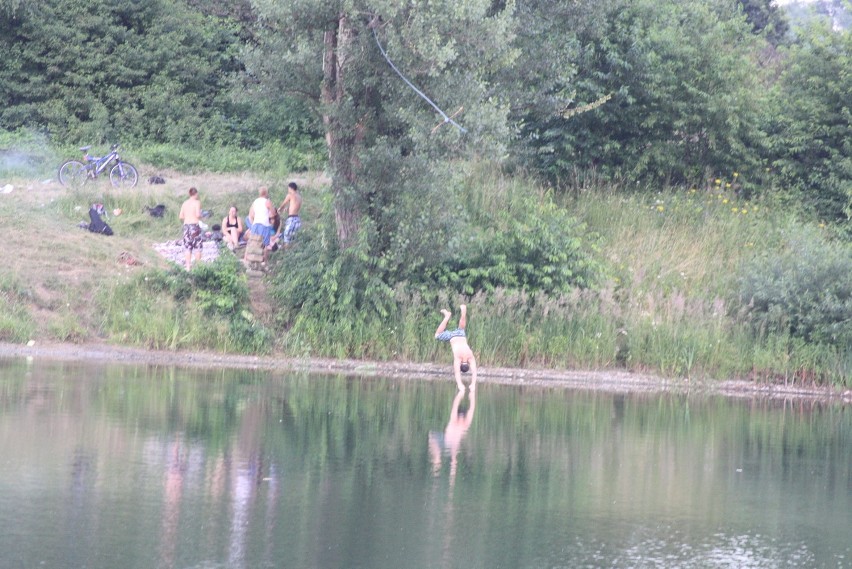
[[435, 304, 478, 391]]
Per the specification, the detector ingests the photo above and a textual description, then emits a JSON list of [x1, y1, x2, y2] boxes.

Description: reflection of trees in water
[[4, 361, 851, 567]]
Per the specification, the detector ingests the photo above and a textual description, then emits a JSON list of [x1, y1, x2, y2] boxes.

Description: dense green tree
[[510, 0, 770, 189], [738, 0, 790, 45], [0, 0, 241, 144], [765, 21, 852, 228], [246, 0, 515, 250]]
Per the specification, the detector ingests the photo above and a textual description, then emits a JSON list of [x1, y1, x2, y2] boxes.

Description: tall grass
[[0, 275, 36, 343], [130, 140, 324, 176], [271, 173, 849, 387]]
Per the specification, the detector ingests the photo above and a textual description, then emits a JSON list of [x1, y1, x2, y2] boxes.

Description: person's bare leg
[[459, 304, 467, 329], [435, 309, 451, 337], [194, 250, 202, 266], [185, 250, 192, 271]]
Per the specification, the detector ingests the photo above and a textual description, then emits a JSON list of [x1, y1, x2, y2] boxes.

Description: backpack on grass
[[88, 205, 113, 236]]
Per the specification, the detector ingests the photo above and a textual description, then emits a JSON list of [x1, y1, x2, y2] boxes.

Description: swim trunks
[[436, 328, 466, 342], [183, 223, 202, 251], [282, 215, 301, 244], [250, 222, 275, 247]]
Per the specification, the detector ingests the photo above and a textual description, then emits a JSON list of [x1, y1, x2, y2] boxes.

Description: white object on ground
[[153, 240, 221, 266]]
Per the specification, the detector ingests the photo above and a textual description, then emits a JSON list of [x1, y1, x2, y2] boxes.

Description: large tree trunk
[[321, 15, 361, 250]]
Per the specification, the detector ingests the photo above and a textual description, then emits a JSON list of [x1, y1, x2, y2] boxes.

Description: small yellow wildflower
[[725, 183, 732, 188], [733, 172, 739, 178], [715, 178, 721, 185], [722, 198, 729, 204], [656, 205, 665, 212], [732, 207, 738, 212], [741, 209, 748, 214]]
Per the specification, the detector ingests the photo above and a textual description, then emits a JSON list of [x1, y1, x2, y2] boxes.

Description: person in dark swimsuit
[[435, 304, 478, 391], [222, 205, 244, 251]]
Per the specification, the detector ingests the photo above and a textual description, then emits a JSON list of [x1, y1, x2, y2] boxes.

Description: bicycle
[[58, 144, 139, 189]]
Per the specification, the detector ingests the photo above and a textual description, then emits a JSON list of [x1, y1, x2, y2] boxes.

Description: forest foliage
[[0, 0, 848, 226], [0, 0, 850, 380]]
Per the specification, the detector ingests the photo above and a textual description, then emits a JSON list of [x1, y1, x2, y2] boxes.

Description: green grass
[[1, 128, 847, 386]]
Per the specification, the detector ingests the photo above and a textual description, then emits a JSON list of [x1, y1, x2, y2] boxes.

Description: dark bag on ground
[[88, 206, 113, 236], [145, 204, 166, 218]]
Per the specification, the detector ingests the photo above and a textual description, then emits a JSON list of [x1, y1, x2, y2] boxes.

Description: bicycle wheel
[[58, 160, 88, 188], [110, 162, 138, 189]]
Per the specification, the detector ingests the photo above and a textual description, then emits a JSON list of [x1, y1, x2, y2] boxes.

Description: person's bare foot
[[441, 309, 451, 318], [460, 304, 466, 312]]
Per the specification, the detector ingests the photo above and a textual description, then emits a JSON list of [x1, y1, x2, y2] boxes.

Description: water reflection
[[429, 390, 476, 486], [0, 358, 849, 569]]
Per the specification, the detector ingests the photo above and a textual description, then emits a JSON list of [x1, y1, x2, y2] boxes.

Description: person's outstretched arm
[[453, 359, 465, 391]]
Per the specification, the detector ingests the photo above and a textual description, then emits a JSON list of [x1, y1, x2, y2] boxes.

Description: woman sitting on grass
[[222, 205, 244, 251]]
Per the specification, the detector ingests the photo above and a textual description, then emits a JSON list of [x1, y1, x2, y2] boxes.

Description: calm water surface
[[0, 358, 849, 569]]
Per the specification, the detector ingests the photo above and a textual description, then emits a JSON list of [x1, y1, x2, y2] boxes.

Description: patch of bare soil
[[1, 341, 848, 404], [246, 276, 275, 327]]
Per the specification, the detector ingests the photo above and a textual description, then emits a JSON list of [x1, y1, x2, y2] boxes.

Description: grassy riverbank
[[0, 157, 848, 387]]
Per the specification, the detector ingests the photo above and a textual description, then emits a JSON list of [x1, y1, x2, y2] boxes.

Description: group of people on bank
[[179, 181, 478, 391], [178, 182, 303, 270]]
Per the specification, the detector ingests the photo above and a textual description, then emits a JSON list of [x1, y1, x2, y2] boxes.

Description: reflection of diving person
[[435, 304, 478, 391], [428, 390, 476, 485]]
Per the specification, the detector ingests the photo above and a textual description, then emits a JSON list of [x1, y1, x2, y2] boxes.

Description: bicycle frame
[[83, 148, 119, 177]]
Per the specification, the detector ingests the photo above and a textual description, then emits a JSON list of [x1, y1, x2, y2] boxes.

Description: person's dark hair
[[188, 187, 198, 196], [460, 362, 470, 373], [288, 182, 298, 191]]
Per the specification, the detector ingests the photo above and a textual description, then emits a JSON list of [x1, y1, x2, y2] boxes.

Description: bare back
[[179, 197, 201, 224]]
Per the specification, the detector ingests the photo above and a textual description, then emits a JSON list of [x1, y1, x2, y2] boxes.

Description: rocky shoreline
[[2, 341, 849, 404]]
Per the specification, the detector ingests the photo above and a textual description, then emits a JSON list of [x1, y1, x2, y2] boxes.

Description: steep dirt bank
[[2, 341, 849, 404]]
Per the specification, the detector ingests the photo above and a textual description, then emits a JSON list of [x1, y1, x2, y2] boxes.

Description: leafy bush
[[430, 196, 605, 295], [736, 227, 852, 348], [102, 254, 270, 353], [188, 254, 249, 317], [269, 217, 395, 325]]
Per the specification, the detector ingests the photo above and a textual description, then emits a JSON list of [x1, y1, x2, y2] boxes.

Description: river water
[[0, 358, 849, 569]]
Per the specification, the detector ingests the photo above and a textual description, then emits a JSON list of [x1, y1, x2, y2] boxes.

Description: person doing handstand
[[435, 304, 478, 391]]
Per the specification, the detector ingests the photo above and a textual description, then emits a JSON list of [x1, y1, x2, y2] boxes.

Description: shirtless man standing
[[435, 304, 478, 391], [276, 181, 303, 247], [178, 187, 202, 270]]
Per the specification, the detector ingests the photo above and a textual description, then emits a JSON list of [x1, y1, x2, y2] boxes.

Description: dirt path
[[246, 274, 275, 326], [1, 341, 849, 404]]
